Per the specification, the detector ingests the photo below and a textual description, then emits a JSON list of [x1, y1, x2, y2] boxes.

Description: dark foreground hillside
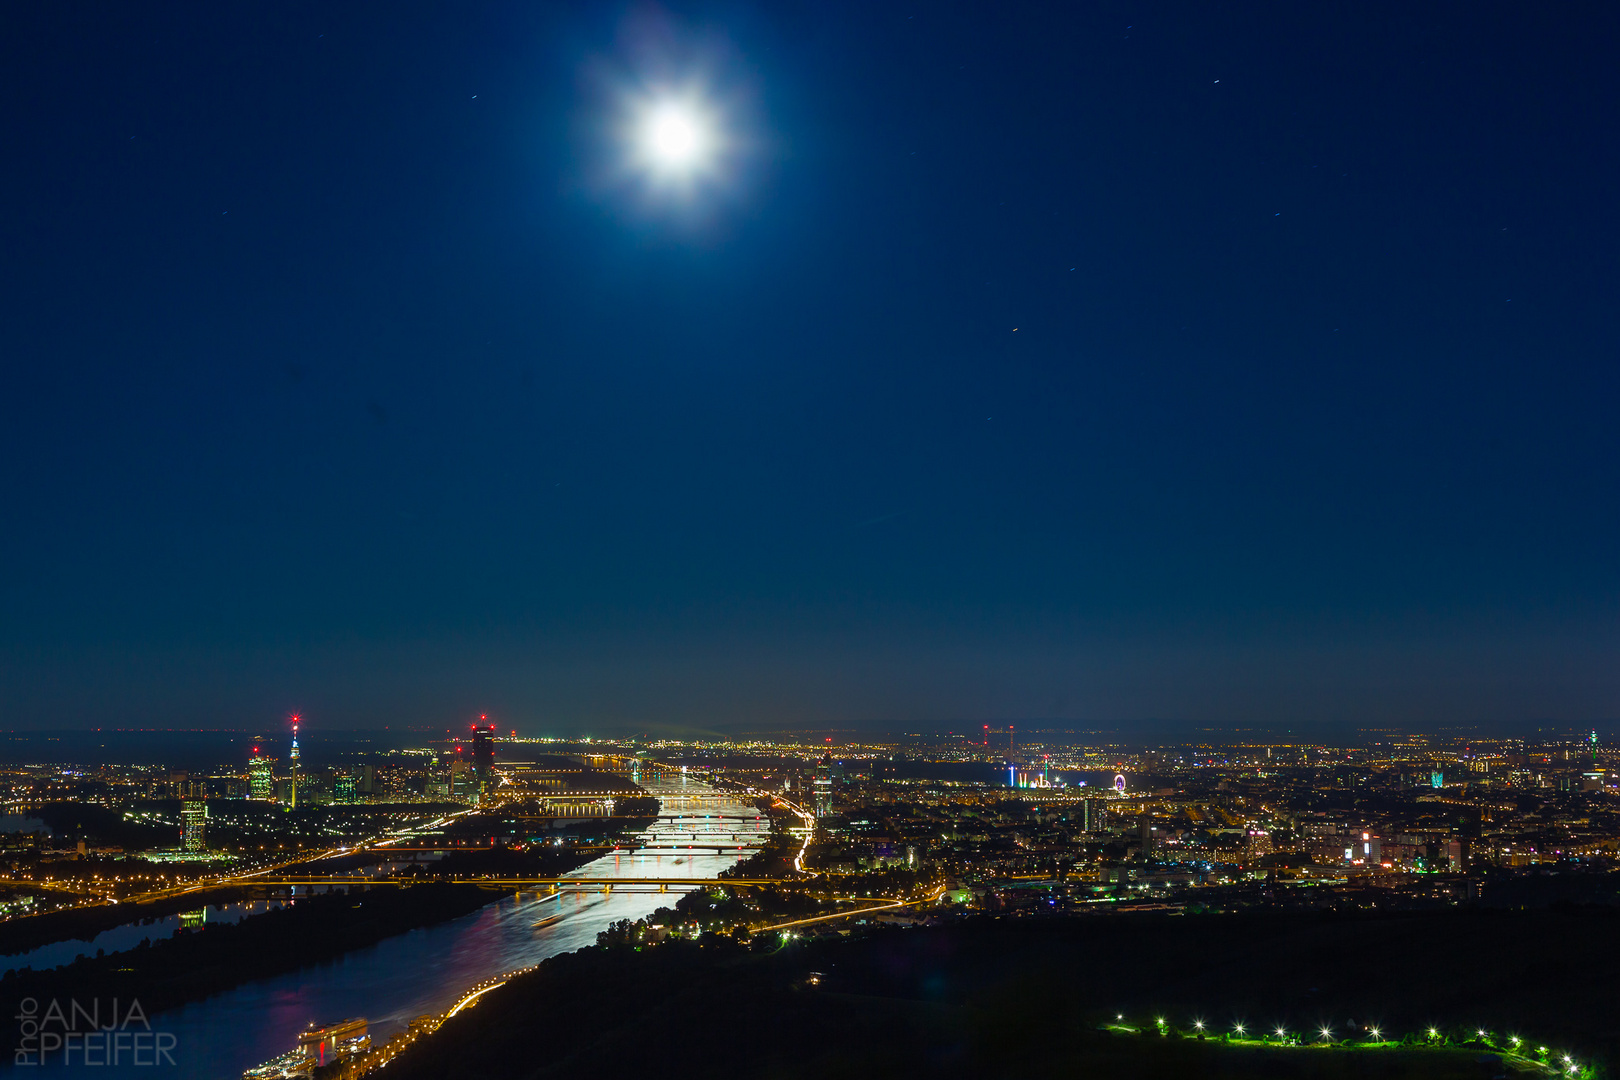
[[385, 906, 1620, 1080]]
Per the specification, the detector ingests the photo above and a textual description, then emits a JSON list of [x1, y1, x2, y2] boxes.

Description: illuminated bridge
[[236, 876, 783, 893]]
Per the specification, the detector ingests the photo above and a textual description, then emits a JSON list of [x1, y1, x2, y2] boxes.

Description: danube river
[[59, 773, 767, 1078]]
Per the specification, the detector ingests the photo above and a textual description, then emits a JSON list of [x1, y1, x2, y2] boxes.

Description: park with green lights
[[1102, 1014, 1594, 1078]]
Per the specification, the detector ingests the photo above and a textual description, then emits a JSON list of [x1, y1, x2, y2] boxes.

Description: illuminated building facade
[[813, 755, 834, 818], [249, 748, 274, 800], [181, 799, 207, 852], [1081, 797, 1106, 833], [1344, 831, 1382, 867], [472, 722, 495, 786], [450, 758, 477, 804]]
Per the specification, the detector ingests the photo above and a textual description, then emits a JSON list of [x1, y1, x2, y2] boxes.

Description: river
[[29, 773, 768, 1078]]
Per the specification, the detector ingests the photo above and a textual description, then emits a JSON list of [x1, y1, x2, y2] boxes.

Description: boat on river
[[242, 1017, 370, 1079], [532, 890, 564, 928]]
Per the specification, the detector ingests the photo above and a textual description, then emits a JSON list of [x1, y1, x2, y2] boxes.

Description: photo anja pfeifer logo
[[13, 997, 177, 1067]]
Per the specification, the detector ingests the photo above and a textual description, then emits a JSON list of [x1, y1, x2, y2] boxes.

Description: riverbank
[[1, 775, 765, 1077], [1, 882, 504, 1020], [0, 886, 255, 963]]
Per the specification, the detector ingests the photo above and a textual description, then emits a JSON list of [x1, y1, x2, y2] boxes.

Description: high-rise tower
[[248, 745, 273, 800], [813, 754, 834, 818], [1081, 796, 1105, 833], [182, 799, 208, 852], [471, 719, 495, 786], [289, 716, 301, 810]]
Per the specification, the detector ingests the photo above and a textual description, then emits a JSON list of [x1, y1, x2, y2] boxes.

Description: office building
[[450, 758, 477, 804], [249, 747, 274, 800], [472, 723, 495, 784], [181, 799, 207, 852], [1081, 797, 1106, 833], [813, 755, 834, 818]]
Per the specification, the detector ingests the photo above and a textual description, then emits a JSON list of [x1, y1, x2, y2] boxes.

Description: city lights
[[0, 726, 1607, 1077]]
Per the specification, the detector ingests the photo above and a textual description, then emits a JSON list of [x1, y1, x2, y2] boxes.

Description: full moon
[[641, 103, 709, 171]]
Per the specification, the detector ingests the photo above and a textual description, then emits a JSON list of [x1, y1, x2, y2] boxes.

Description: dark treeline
[[0, 883, 499, 1019], [383, 906, 1620, 1080]]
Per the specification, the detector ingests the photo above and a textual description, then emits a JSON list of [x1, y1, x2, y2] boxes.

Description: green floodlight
[[1428, 1028, 1439, 1039], [1369, 1027, 1382, 1040], [1193, 1020, 1205, 1031], [1319, 1027, 1333, 1041], [1275, 1027, 1287, 1039], [1234, 1023, 1247, 1036]]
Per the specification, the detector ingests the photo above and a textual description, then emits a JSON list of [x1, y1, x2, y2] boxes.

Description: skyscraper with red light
[[471, 719, 495, 785]]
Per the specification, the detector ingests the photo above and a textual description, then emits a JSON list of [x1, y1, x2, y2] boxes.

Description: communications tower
[[289, 715, 301, 809]]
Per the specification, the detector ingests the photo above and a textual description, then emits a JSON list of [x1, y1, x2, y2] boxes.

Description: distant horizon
[[1, 720, 1608, 741]]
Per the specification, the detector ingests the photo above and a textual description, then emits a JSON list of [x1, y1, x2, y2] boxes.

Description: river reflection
[[42, 775, 763, 1078], [1, 902, 287, 976]]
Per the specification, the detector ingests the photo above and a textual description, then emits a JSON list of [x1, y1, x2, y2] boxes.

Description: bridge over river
[[236, 876, 782, 893], [81, 773, 778, 1079]]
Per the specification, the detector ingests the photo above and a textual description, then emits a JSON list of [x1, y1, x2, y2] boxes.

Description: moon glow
[[642, 104, 707, 170]]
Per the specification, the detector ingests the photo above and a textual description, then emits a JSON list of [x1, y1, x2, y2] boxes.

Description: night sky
[[2, 2, 1616, 734]]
